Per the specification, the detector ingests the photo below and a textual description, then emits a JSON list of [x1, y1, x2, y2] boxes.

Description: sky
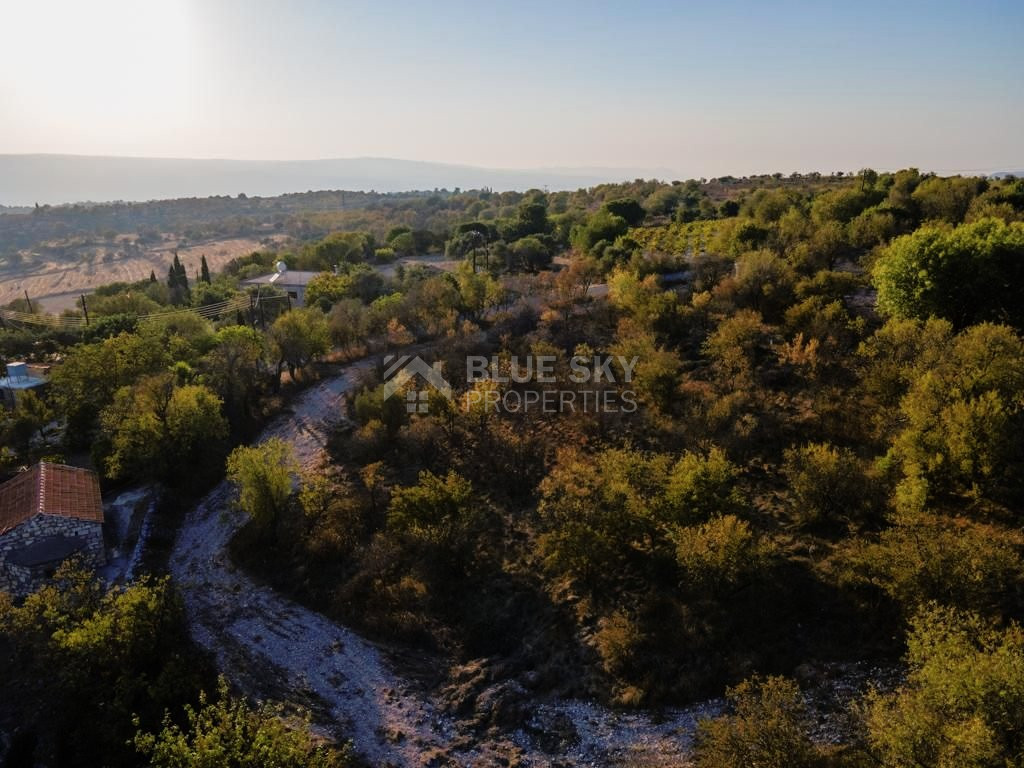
[[0, 0, 1022, 178]]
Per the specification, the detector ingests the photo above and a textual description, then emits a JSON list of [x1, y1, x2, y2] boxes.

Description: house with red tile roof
[[0, 462, 105, 596]]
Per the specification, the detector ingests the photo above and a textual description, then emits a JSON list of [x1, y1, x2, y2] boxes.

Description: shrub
[[387, 470, 480, 552], [663, 447, 744, 524], [782, 442, 867, 527], [864, 606, 1024, 768], [695, 675, 821, 768], [135, 678, 355, 768], [843, 511, 1023, 614], [673, 514, 762, 593]]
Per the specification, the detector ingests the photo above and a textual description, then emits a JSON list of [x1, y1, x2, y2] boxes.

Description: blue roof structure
[[0, 374, 46, 390]]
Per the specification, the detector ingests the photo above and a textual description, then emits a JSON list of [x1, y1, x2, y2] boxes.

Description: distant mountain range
[[0, 154, 679, 207]]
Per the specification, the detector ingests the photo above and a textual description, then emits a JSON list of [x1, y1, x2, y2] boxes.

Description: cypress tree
[[167, 252, 191, 304], [200, 254, 211, 284]]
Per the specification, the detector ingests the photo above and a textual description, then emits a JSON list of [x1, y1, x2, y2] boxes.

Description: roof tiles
[[0, 463, 104, 534]]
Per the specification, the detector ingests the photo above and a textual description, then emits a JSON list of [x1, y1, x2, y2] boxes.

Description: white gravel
[[170, 363, 466, 767]]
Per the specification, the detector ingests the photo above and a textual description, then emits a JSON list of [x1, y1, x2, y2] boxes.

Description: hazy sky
[[1, 0, 1022, 177]]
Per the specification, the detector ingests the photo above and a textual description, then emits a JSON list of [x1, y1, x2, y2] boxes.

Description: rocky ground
[[168, 359, 898, 767]]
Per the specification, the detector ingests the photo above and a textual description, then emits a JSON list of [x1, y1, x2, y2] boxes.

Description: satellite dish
[[269, 261, 288, 284]]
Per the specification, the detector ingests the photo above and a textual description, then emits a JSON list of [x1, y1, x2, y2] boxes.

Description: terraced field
[[0, 236, 271, 312]]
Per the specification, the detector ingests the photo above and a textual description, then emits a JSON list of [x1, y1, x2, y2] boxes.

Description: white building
[[241, 270, 322, 308]]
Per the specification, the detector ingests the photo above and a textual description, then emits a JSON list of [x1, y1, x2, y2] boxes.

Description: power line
[[0, 293, 287, 331]]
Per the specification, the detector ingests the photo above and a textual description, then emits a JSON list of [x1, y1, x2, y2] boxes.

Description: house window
[[288, 291, 298, 300]]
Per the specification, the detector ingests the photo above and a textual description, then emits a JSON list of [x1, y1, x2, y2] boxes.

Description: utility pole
[[23, 290, 33, 314], [80, 294, 90, 326]]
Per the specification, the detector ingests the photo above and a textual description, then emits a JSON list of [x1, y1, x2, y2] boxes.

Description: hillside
[[0, 155, 675, 207]]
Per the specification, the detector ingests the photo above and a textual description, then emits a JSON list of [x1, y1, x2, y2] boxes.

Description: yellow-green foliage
[[843, 510, 1024, 614], [0, 564, 203, 766], [226, 438, 298, 529], [865, 606, 1024, 768], [629, 220, 719, 255], [673, 514, 763, 593], [387, 469, 479, 550], [537, 446, 745, 586], [782, 442, 868, 527], [695, 675, 821, 768], [135, 678, 355, 768]]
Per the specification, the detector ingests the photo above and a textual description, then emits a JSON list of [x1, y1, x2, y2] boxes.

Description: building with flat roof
[[241, 270, 322, 308], [0, 361, 49, 409]]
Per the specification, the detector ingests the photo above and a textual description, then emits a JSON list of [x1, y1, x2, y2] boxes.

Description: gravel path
[[170, 363, 465, 766], [169, 359, 887, 767]]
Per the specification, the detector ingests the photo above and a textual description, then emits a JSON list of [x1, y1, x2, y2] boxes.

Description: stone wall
[[0, 515, 105, 596]]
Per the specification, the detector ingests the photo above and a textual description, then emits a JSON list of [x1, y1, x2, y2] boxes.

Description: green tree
[[268, 307, 330, 382], [607, 268, 679, 331], [571, 208, 629, 254], [731, 249, 796, 320], [672, 514, 763, 594], [893, 322, 1024, 498], [199, 254, 211, 284], [845, 509, 1023, 615], [305, 271, 355, 309], [166, 252, 190, 305], [99, 376, 228, 483], [865, 606, 1024, 768], [603, 198, 646, 227], [703, 310, 770, 389], [910, 174, 984, 224], [537, 447, 742, 586], [857, 316, 953, 408], [510, 235, 552, 271], [446, 228, 490, 271], [811, 186, 879, 224], [50, 331, 171, 445], [511, 198, 552, 237], [135, 678, 354, 768], [872, 218, 1024, 329], [608, 324, 682, 413], [327, 298, 369, 350], [4, 388, 53, 456], [662, 446, 744, 524], [455, 261, 504, 321], [299, 231, 373, 270], [225, 438, 298, 531], [0, 565, 203, 768], [203, 325, 265, 427], [782, 442, 868, 527], [848, 206, 897, 249]]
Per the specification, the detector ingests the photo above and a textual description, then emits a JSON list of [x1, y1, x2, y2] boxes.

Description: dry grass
[[0, 236, 279, 312]]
